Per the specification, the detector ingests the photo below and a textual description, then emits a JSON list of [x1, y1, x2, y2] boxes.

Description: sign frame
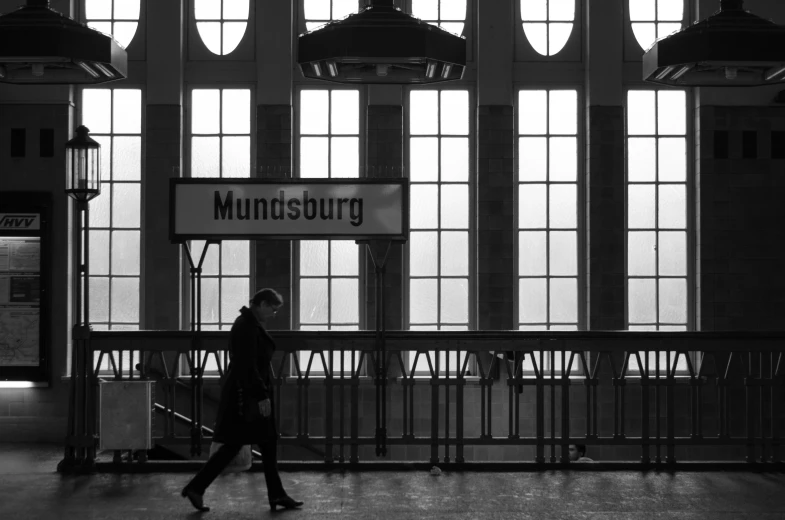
[[169, 177, 410, 243]]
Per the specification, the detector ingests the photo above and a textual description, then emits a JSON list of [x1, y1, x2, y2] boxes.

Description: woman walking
[[181, 288, 303, 512]]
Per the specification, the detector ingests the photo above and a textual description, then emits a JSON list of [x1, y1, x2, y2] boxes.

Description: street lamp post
[[58, 125, 101, 473]]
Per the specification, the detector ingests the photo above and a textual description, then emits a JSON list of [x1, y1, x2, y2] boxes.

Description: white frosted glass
[[300, 278, 328, 323], [409, 231, 438, 277], [331, 241, 359, 276], [224, 0, 249, 19], [549, 137, 577, 181], [519, 137, 547, 182], [440, 184, 468, 229], [657, 22, 681, 39], [410, 184, 439, 229], [549, 0, 575, 21], [89, 277, 109, 322], [632, 23, 656, 51], [549, 184, 576, 228], [112, 137, 141, 181], [83, 89, 111, 134], [412, 0, 438, 20], [332, 0, 357, 19], [300, 240, 329, 276], [306, 21, 326, 31], [550, 278, 577, 322], [658, 0, 683, 20], [549, 231, 577, 276], [658, 231, 686, 276], [197, 22, 222, 54], [628, 138, 656, 182], [111, 230, 139, 275], [628, 184, 656, 229], [658, 184, 686, 229], [195, 0, 221, 19], [521, 0, 547, 21], [410, 91, 439, 135], [440, 91, 469, 135], [330, 137, 359, 178], [331, 278, 359, 323], [192, 137, 219, 178], [628, 231, 656, 276], [519, 184, 547, 229], [90, 230, 110, 276], [91, 182, 110, 227], [629, 278, 656, 323], [410, 137, 439, 182], [519, 231, 546, 276], [331, 90, 360, 135], [87, 21, 111, 36], [441, 278, 468, 323], [112, 183, 140, 228], [627, 91, 656, 135], [519, 278, 547, 323], [192, 89, 220, 134], [93, 135, 111, 182], [441, 0, 467, 20], [112, 22, 138, 49], [523, 23, 548, 56], [222, 136, 250, 178], [410, 279, 438, 323], [548, 23, 572, 56], [112, 90, 141, 133], [221, 240, 249, 276], [657, 90, 686, 135], [440, 231, 468, 276], [86, 0, 111, 19], [111, 277, 139, 323], [219, 277, 247, 323], [439, 22, 464, 36], [630, 0, 655, 21], [222, 22, 247, 55], [222, 89, 250, 134], [658, 138, 686, 182], [549, 90, 577, 134], [440, 138, 469, 181], [659, 278, 686, 322], [304, 0, 330, 20], [301, 90, 329, 134], [300, 137, 329, 178], [519, 90, 547, 134], [114, 0, 140, 19], [200, 241, 219, 276]]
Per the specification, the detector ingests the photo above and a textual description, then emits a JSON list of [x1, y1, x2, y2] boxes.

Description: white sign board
[[170, 179, 409, 241]]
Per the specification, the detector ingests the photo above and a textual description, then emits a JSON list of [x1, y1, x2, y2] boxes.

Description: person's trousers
[[186, 435, 285, 500]]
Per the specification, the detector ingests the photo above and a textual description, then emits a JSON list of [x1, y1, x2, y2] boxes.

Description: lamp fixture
[[65, 126, 102, 203]]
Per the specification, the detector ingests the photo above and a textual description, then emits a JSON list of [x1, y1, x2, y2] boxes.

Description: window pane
[[196, 22, 222, 55], [440, 184, 468, 229], [111, 231, 140, 275], [94, 135, 111, 181], [657, 22, 681, 39], [549, 231, 577, 276], [192, 136, 220, 177], [112, 183, 140, 228], [519, 90, 547, 134], [658, 184, 686, 229], [332, 0, 357, 19], [628, 91, 656, 135], [549, 137, 577, 181], [410, 91, 439, 135], [90, 277, 109, 322], [628, 231, 656, 277], [86, 0, 111, 19], [90, 230, 110, 276], [92, 182, 111, 227], [519, 184, 547, 229], [549, 0, 575, 21], [412, 0, 439, 20], [87, 21, 111, 36], [658, 0, 683, 21], [441, 0, 467, 20], [410, 138, 439, 182], [410, 184, 439, 229], [628, 184, 656, 229], [221, 277, 248, 323], [331, 241, 358, 276], [200, 241, 220, 276], [300, 137, 329, 178], [630, 0, 655, 21], [658, 91, 686, 135], [440, 91, 469, 135], [519, 137, 547, 182], [521, 0, 547, 21], [113, 90, 141, 133], [631, 23, 656, 51], [195, 0, 221, 20], [550, 278, 577, 322], [629, 278, 656, 323], [438, 22, 464, 36], [111, 277, 139, 323], [410, 278, 438, 323], [628, 138, 656, 182], [519, 278, 547, 323], [519, 231, 546, 276], [658, 138, 686, 182], [440, 138, 469, 182], [331, 137, 359, 177], [222, 89, 250, 134], [658, 231, 686, 276], [331, 278, 359, 323], [548, 23, 572, 55], [409, 231, 438, 277], [222, 136, 250, 178], [224, 0, 249, 20], [331, 90, 359, 135], [523, 23, 548, 56], [192, 90, 220, 134], [83, 89, 111, 134], [112, 137, 141, 181], [304, 0, 330, 20], [300, 278, 328, 323], [300, 240, 328, 276], [549, 90, 577, 134], [440, 231, 468, 276], [112, 22, 138, 48], [221, 240, 249, 276], [659, 278, 686, 323], [549, 184, 576, 228], [301, 90, 329, 134], [441, 278, 468, 323]]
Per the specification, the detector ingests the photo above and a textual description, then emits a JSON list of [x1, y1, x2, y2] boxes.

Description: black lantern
[[65, 125, 101, 202]]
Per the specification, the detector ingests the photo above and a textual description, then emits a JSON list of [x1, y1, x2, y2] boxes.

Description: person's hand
[[258, 398, 271, 417]]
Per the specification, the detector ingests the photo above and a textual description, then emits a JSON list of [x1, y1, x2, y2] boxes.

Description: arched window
[[412, 0, 466, 37], [630, 0, 683, 51], [84, 0, 140, 49], [304, 0, 358, 32], [521, 0, 575, 56], [195, 0, 249, 56]]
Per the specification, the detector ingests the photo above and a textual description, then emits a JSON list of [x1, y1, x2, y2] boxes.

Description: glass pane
[[410, 91, 438, 135], [412, 0, 438, 20], [90, 230, 110, 276], [305, 21, 326, 31], [629, 278, 656, 323], [549, 137, 577, 181], [331, 137, 359, 177], [523, 23, 548, 56], [331, 278, 359, 323], [300, 137, 329, 178], [659, 278, 686, 323], [301, 90, 329, 134], [441, 278, 468, 323], [304, 0, 330, 20], [519, 231, 546, 276], [549, 231, 577, 276], [410, 184, 439, 229], [658, 0, 683, 21], [112, 22, 138, 49], [331, 90, 359, 135], [519, 278, 547, 323], [191, 136, 220, 178], [550, 0, 575, 21], [89, 277, 109, 322], [550, 278, 577, 322], [658, 231, 686, 276], [83, 89, 111, 134], [548, 23, 572, 56], [439, 22, 464, 36], [657, 22, 681, 39], [521, 0, 547, 21], [331, 241, 358, 276], [628, 231, 656, 276], [549, 90, 577, 135], [224, 0, 250, 19], [440, 231, 468, 276], [658, 138, 686, 182], [441, 91, 469, 135], [221, 277, 248, 323], [112, 183, 140, 228], [658, 184, 686, 229], [441, 138, 469, 182], [628, 184, 656, 229], [221, 240, 249, 276], [195, 0, 221, 19], [441, 0, 467, 20], [630, 0, 655, 21], [627, 91, 656, 135], [300, 278, 328, 323], [519, 184, 546, 229], [200, 241, 219, 276], [410, 278, 438, 323], [86, 0, 111, 19], [628, 138, 656, 182], [222, 89, 250, 134], [111, 277, 139, 323], [632, 23, 656, 51], [519, 137, 547, 182], [196, 22, 222, 54], [658, 90, 686, 136], [222, 22, 247, 55], [300, 240, 328, 276], [112, 90, 141, 133], [409, 231, 438, 277], [519, 90, 547, 135], [222, 136, 250, 178], [440, 184, 468, 229], [199, 277, 219, 323], [94, 135, 111, 182], [549, 184, 576, 228], [91, 182, 110, 227], [112, 137, 141, 181], [111, 230, 139, 275], [192, 89, 220, 134], [87, 21, 111, 36], [410, 138, 439, 182], [332, 0, 357, 19]]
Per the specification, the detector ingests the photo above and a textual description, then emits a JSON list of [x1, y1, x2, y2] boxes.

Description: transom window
[[304, 0, 358, 32], [521, 0, 575, 56], [84, 0, 140, 49], [412, 0, 466, 37], [630, 0, 684, 51], [195, 0, 250, 55]]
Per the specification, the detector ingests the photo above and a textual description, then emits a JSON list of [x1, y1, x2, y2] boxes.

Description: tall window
[[297, 89, 361, 375], [189, 88, 252, 331], [630, 0, 683, 51], [84, 0, 140, 49], [195, 0, 250, 55], [304, 0, 358, 31], [407, 90, 471, 374], [412, 0, 466, 36], [82, 89, 143, 331], [627, 90, 689, 373], [521, 0, 575, 56]]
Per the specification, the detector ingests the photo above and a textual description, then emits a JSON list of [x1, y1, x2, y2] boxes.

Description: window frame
[[79, 0, 146, 57]]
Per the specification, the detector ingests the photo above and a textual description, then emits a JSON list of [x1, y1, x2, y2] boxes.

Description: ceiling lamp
[[0, 0, 127, 85], [643, 0, 785, 87], [297, 0, 465, 84]]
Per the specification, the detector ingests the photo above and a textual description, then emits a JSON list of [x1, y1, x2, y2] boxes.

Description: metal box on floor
[[98, 380, 155, 451]]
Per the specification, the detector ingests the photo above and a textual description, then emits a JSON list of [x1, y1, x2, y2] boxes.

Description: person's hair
[[576, 444, 586, 457], [250, 288, 283, 307]]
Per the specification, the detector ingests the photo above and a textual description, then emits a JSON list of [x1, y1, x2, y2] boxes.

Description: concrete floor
[[2, 444, 785, 519]]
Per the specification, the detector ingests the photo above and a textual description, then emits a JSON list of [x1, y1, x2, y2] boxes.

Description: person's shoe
[[269, 495, 304, 511], [181, 486, 210, 512]]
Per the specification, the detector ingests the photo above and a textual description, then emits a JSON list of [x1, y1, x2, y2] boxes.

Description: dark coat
[[212, 306, 277, 445]]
